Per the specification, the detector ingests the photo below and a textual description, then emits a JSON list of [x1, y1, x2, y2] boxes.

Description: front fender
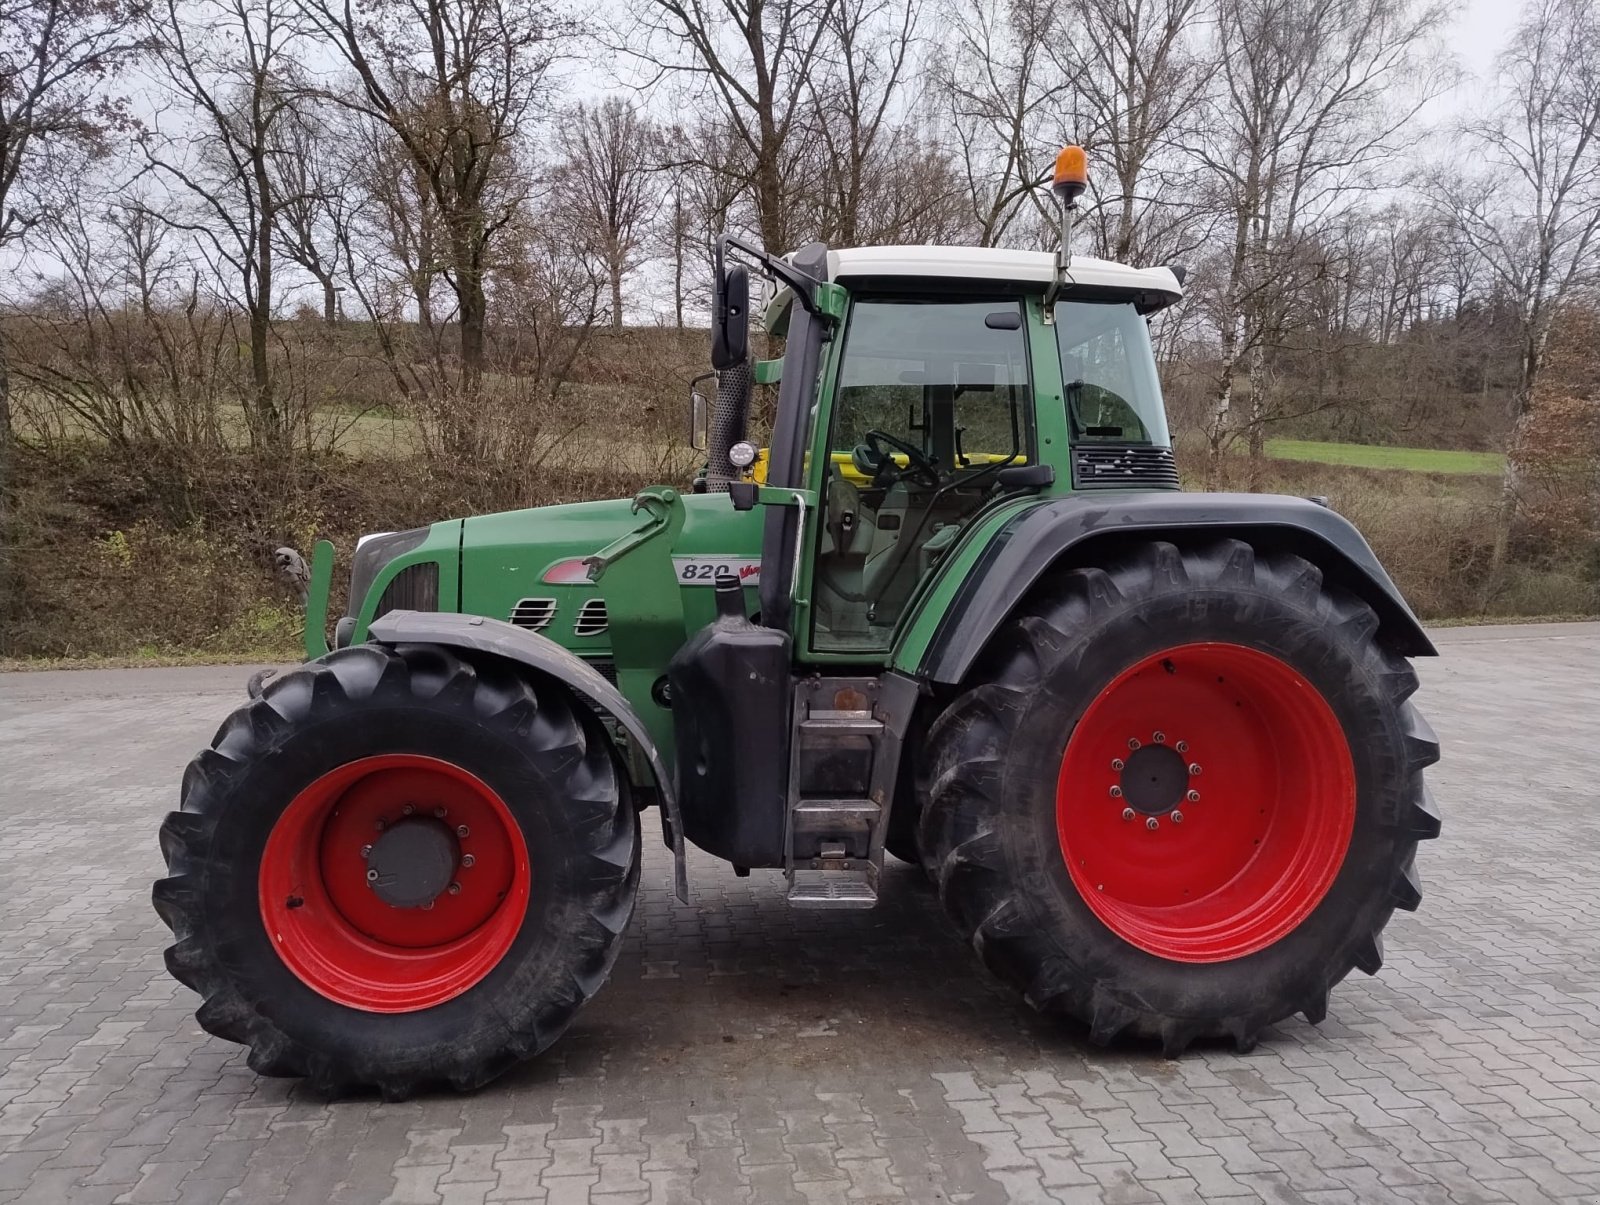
[[909, 492, 1436, 686], [368, 610, 688, 902]]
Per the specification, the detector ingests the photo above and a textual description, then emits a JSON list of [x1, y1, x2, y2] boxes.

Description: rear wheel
[[154, 643, 639, 1097], [920, 539, 1440, 1054]]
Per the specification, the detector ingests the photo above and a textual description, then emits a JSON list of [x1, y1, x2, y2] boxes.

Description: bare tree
[[268, 103, 357, 325], [657, 115, 752, 321], [797, 0, 928, 244], [1436, 0, 1600, 568], [554, 97, 655, 332], [1054, 0, 1212, 266], [934, 0, 1063, 247], [0, 0, 143, 615], [298, 0, 572, 408], [1197, 0, 1449, 486], [141, 0, 302, 450], [627, 0, 837, 253]]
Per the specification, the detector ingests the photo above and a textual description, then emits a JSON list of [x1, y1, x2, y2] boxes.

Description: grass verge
[[1266, 439, 1505, 475]]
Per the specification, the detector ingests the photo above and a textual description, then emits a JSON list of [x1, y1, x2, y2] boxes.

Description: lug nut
[[460, 854, 476, 869], [456, 825, 470, 838], [1145, 817, 1159, 831], [434, 807, 447, 819], [421, 901, 434, 911], [1110, 785, 1123, 798], [360, 844, 372, 858], [374, 819, 386, 831], [1121, 808, 1135, 821], [366, 868, 379, 883], [402, 804, 414, 816], [1153, 731, 1166, 743], [1176, 740, 1189, 753], [1128, 738, 1142, 750], [1186, 790, 1200, 803], [1188, 764, 1202, 776], [1111, 758, 1125, 771], [1172, 811, 1184, 824], [447, 882, 462, 895]]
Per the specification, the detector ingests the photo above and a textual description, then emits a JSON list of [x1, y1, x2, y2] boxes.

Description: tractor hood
[[457, 491, 763, 654]]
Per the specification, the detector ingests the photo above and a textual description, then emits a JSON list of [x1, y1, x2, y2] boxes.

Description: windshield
[[1055, 300, 1170, 447]]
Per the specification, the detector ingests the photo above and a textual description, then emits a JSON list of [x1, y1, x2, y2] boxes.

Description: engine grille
[[574, 598, 609, 637], [375, 562, 438, 617], [1072, 444, 1182, 490], [510, 597, 558, 630]]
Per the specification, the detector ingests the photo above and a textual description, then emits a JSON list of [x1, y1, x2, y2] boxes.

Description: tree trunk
[[1246, 343, 1268, 492], [610, 259, 624, 333], [672, 193, 685, 331], [1488, 319, 1551, 581], [0, 338, 12, 654], [322, 277, 338, 325]]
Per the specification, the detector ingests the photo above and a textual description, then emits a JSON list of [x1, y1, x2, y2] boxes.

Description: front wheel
[[154, 643, 639, 1098], [920, 539, 1440, 1054]]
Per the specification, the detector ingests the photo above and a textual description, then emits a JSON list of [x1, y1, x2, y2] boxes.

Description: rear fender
[[909, 492, 1436, 686], [368, 610, 688, 902]]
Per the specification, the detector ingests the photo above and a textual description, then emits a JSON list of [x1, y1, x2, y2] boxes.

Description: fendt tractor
[[155, 148, 1440, 1098]]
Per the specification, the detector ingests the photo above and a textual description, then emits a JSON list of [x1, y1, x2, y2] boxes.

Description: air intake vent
[[574, 598, 608, 637], [375, 562, 438, 617], [1072, 444, 1181, 490], [510, 597, 558, 630]]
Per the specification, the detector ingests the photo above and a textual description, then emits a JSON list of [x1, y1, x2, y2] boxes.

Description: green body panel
[[453, 490, 763, 769], [314, 281, 1174, 774], [888, 495, 1042, 673]]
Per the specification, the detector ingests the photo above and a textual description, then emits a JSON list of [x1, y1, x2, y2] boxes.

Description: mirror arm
[[715, 233, 824, 318]]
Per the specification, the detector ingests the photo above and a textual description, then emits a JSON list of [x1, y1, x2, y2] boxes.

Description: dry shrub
[[5, 444, 660, 658], [1513, 308, 1600, 561], [1175, 441, 1594, 618]]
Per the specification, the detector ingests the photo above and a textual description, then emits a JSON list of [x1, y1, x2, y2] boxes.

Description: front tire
[[154, 643, 639, 1098], [920, 539, 1440, 1054]]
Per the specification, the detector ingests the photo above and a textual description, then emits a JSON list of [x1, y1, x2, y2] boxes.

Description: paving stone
[[0, 626, 1596, 1202]]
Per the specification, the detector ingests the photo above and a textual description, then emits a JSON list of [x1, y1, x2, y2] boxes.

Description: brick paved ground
[[1, 622, 1597, 1204]]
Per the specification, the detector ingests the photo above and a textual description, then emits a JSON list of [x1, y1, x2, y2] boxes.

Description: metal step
[[786, 865, 878, 909], [791, 799, 880, 833], [798, 713, 884, 737]]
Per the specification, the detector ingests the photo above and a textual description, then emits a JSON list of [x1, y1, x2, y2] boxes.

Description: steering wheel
[[854, 429, 940, 488]]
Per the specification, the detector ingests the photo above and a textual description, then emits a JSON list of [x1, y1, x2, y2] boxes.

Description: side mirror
[[688, 371, 714, 451], [711, 264, 749, 369]]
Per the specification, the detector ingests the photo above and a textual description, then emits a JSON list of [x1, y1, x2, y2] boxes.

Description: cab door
[[802, 293, 1037, 656]]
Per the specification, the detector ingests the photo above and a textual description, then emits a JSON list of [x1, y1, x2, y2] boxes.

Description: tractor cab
[[707, 240, 1186, 656]]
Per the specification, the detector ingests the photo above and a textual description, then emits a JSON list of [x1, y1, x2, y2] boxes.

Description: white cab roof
[[764, 244, 1183, 330], [825, 245, 1183, 300]]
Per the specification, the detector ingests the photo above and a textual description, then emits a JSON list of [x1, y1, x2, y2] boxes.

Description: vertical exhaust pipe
[[707, 259, 752, 494], [706, 359, 754, 493]]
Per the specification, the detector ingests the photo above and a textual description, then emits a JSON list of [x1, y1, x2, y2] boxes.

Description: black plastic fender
[[368, 610, 688, 901], [919, 491, 1436, 685]]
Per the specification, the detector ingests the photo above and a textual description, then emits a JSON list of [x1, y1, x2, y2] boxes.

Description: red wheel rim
[[1056, 643, 1354, 963], [258, 755, 531, 1012]]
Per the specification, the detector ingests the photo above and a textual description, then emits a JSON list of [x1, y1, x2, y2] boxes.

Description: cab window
[[1055, 300, 1171, 446], [811, 296, 1032, 653]]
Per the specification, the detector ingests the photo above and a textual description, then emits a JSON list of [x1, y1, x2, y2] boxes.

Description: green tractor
[[155, 150, 1440, 1098]]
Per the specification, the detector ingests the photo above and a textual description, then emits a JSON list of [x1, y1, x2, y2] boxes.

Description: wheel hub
[[365, 817, 460, 908], [1120, 744, 1189, 815], [258, 754, 530, 1012], [1056, 643, 1356, 963]]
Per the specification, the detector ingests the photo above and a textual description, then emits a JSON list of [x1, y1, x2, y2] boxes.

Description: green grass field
[[1266, 439, 1505, 475]]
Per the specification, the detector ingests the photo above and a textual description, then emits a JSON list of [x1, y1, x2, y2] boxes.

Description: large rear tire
[[920, 539, 1440, 1054], [154, 643, 639, 1098]]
